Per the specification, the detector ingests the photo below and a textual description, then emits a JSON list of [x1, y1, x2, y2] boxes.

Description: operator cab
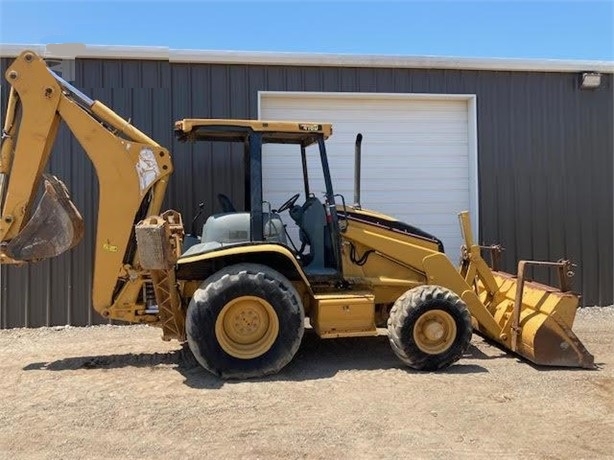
[[174, 119, 343, 278]]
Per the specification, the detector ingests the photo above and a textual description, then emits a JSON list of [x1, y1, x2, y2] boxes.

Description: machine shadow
[[23, 330, 488, 389], [185, 331, 489, 388]]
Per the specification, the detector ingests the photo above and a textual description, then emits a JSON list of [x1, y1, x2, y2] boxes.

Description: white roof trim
[[1, 43, 613, 73]]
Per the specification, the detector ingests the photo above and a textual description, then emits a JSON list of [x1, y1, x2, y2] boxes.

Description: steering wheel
[[276, 193, 300, 213]]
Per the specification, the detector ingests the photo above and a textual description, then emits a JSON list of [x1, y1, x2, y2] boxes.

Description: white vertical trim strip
[[467, 96, 480, 242]]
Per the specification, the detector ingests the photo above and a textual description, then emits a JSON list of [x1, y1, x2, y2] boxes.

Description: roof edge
[[1, 43, 612, 73]]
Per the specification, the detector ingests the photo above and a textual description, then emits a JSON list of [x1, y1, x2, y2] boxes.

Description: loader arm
[[341, 211, 594, 369], [0, 51, 173, 319]]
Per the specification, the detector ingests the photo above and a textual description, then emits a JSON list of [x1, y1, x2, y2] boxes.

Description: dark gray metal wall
[[1, 56, 612, 328]]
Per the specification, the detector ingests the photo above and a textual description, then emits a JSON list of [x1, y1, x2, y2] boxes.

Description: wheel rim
[[215, 296, 279, 359], [412, 309, 457, 354]]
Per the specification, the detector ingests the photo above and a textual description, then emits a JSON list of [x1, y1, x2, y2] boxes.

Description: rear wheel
[[186, 263, 304, 379], [387, 285, 472, 371]]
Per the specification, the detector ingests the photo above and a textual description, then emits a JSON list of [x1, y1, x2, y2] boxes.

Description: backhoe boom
[[0, 50, 175, 324]]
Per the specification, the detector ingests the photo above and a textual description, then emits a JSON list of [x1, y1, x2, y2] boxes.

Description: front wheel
[[387, 285, 472, 371], [186, 263, 305, 379]]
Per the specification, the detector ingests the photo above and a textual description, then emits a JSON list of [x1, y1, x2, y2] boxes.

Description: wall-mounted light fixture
[[580, 72, 602, 89]]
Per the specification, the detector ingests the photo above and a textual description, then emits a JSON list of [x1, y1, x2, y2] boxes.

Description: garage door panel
[[267, 97, 467, 112], [264, 178, 469, 193], [261, 93, 472, 260], [343, 153, 469, 164], [328, 135, 469, 145], [280, 117, 469, 129], [362, 188, 469, 201], [331, 180, 470, 193], [326, 153, 470, 167], [360, 167, 469, 180]]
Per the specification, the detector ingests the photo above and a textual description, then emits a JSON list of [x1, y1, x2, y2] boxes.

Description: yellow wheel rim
[[215, 296, 279, 359], [412, 309, 457, 354]]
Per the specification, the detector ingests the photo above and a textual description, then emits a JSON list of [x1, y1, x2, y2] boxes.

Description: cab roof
[[174, 119, 332, 146]]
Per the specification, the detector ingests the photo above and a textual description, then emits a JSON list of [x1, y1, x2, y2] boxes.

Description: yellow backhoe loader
[[0, 51, 594, 379]]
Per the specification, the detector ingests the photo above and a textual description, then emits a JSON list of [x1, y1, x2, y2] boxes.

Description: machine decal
[[136, 147, 160, 194], [298, 123, 321, 132], [103, 240, 118, 252]]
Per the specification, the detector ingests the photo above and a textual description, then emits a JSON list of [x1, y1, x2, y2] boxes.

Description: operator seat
[[289, 196, 331, 274]]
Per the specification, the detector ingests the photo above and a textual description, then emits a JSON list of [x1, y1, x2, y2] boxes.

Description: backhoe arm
[[0, 50, 174, 319]]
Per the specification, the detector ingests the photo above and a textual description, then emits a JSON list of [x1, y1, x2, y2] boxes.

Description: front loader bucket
[[5, 174, 84, 261], [457, 212, 594, 369], [479, 271, 595, 369]]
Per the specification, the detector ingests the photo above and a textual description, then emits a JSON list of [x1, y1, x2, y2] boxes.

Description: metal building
[[1, 44, 612, 328]]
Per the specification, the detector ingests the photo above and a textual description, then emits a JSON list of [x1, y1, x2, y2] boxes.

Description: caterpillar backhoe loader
[[0, 50, 594, 379]]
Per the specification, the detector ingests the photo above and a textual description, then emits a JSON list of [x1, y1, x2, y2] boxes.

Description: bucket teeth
[[5, 174, 84, 261]]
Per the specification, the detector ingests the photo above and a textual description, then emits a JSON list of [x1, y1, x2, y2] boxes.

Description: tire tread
[[387, 285, 472, 371], [186, 263, 304, 379]]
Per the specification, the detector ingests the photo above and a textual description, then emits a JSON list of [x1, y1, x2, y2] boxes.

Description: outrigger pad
[[6, 174, 84, 261]]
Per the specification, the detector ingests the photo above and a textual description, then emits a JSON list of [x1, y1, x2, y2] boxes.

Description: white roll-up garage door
[[259, 92, 478, 262]]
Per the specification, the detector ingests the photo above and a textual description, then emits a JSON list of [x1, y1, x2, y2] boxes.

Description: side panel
[[311, 292, 376, 338]]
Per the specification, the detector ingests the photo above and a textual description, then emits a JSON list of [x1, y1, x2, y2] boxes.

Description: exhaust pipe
[[353, 133, 363, 209]]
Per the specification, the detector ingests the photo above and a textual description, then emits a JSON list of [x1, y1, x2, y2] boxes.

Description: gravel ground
[[0, 306, 612, 459]]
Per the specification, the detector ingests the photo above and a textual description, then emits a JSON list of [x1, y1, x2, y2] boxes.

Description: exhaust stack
[[353, 133, 363, 209]]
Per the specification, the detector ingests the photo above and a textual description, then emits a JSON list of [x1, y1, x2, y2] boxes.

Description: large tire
[[387, 285, 472, 371], [186, 263, 305, 379]]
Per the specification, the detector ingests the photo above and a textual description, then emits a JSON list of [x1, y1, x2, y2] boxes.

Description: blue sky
[[0, 1, 612, 60]]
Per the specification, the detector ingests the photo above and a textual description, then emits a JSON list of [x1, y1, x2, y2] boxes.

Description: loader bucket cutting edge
[[5, 175, 84, 261], [478, 272, 595, 369]]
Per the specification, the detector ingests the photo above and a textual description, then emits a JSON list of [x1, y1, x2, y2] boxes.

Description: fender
[[176, 242, 312, 290]]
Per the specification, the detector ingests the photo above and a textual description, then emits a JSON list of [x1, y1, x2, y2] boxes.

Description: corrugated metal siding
[[1, 58, 612, 328]]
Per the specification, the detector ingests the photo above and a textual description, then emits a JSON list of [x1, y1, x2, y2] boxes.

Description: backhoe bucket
[[478, 270, 595, 369], [5, 175, 84, 261]]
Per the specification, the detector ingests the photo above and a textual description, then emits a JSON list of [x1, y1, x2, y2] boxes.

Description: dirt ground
[[0, 307, 612, 460]]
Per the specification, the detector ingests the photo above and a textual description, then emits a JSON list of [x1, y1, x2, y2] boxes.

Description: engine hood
[[337, 205, 445, 253]]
